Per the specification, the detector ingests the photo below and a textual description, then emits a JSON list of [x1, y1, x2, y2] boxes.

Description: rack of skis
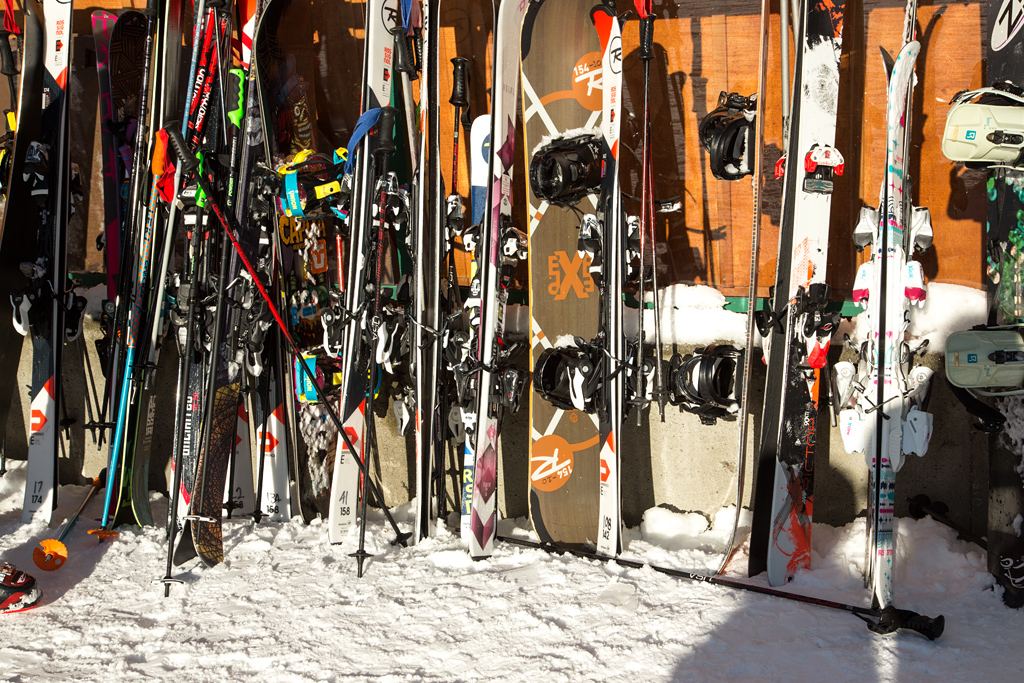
[[23, 0, 1024, 639]]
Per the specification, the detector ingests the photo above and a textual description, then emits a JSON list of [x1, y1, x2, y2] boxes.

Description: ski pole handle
[[450, 57, 470, 109], [376, 106, 397, 157], [900, 613, 945, 641], [227, 67, 245, 129], [639, 15, 655, 62], [866, 606, 945, 641], [163, 121, 200, 173], [145, 0, 159, 18], [0, 29, 16, 78], [395, 33, 417, 77]]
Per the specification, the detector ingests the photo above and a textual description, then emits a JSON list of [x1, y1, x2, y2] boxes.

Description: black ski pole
[[353, 106, 399, 577], [448, 57, 469, 218], [637, 9, 666, 421], [497, 535, 945, 640], [163, 119, 412, 555]]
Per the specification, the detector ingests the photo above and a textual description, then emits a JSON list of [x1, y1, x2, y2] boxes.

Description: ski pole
[[497, 535, 945, 640], [907, 495, 987, 549], [162, 120, 412, 554], [354, 106, 399, 577], [636, 8, 666, 421], [33, 470, 117, 571], [449, 57, 469, 207]]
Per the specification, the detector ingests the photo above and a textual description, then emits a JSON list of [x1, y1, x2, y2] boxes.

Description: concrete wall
[[7, 321, 989, 542]]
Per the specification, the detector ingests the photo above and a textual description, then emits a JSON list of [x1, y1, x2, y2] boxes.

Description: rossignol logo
[[382, 0, 401, 34], [609, 36, 622, 75], [548, 250, 594, 300], [572, 52, 603, 112], [530, 433, 599, 492], [993, 0, 1024, 51]]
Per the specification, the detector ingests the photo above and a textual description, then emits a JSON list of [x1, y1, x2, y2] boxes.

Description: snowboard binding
[[529, 132, 603, 206], [698, 91, 756, 181], [533, 339, 603, 413], [667, 344, 744, 425]]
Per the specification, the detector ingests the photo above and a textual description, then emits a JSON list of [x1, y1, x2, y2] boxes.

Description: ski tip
[[32, 539, 68, 572]]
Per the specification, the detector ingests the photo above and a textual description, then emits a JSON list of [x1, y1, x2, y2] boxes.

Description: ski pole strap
[[3, 0, 19, 35], [282, 172, 305, 218], [343, 108, 382, 174], [401, 0, 412, 30], [633, 0, 652, 19], [946, 377, 1007, 432]]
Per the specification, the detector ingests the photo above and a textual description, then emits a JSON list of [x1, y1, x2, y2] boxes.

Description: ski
[[748, 0, 845, 585], [19, 0, 79, 525], [833, 2, 934, 610], [463, 0, 529, 558]]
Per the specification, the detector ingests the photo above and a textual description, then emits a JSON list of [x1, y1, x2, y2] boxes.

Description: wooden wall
[[616, 0, 987, 297], [5, 0, 989, 296]]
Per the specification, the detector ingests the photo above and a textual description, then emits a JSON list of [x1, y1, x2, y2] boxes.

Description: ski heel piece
[[861, 605, 945, 640], [853, 206, 877, 251]]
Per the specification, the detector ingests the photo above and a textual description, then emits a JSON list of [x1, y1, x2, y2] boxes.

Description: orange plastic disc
[[86, 529, 119, 540], [33, 539, 68, 571]]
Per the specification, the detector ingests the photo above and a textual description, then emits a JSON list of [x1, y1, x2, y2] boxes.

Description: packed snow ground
[[2, 462, 1023, 682]]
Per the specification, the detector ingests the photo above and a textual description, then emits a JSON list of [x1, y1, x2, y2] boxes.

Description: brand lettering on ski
[[1000, 555, 1024, 588], [382, 0, 401, 34], [571, 53, 603, 112], [548, 251, 594, 300], [609, 37, 622, 75], [530, 433, 600, 492], [993, 0, 1024, 51]]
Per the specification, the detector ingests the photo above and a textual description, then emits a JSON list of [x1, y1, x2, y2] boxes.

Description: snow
[[845, 282, 987, 353], [637, 284, 754, 347], [3, 460, 1024, 681]]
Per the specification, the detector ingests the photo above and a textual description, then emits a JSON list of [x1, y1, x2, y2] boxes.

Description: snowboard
[[522, 0, 604, 550], [748, 0, 845, 585], [986, 0, 1024, 608]]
